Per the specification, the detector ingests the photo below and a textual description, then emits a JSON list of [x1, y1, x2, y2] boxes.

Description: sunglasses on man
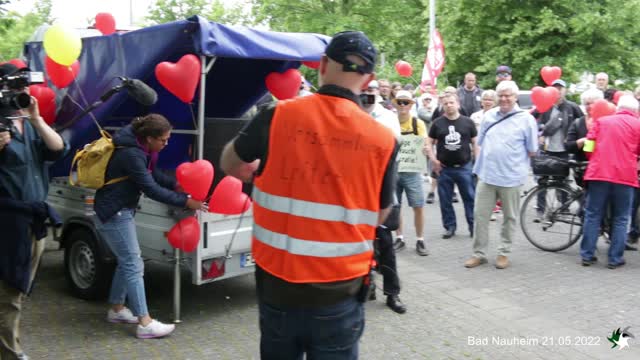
[[396, 100, 412, 106], [497, 72, 511, 78]]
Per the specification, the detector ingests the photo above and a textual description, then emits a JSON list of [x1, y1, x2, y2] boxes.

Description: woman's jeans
[[95, 209, 148, 317]]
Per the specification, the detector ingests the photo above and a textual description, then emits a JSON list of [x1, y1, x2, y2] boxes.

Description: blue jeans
[[437, 162, 475, 231], [580, 181, 633, 266], [396, 172, 425, 208], [95, 209, 148, 317], [259, 297, 364, 360], [628, 188, 640, 239]]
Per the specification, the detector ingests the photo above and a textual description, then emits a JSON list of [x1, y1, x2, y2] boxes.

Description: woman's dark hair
[[131, 113, 172, 138], [604, 88, 618, 102]]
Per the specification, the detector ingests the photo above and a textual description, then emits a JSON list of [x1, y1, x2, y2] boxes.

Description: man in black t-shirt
[[426, 93, 478, 239]]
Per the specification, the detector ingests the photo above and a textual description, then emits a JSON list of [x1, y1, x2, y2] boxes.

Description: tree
[[145, 0, 247, 26], [0, 0, 52, 60], [437, 0, 640, 90], [250, 0, 431, 86]]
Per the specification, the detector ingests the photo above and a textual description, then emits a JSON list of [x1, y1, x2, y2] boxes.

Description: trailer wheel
[[64, 228, 114, 300]]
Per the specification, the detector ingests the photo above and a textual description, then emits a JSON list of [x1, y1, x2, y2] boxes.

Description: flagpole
[[429, 0, 436, 89], [429, 0, 435, 39]]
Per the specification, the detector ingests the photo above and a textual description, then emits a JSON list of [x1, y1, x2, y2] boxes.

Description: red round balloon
[[530, 86, 559, 113], [395, 60, 413, 77], [176, 160, 214, 201], [95, 12, 116, 35], [29, 84, 56, 124], [45, 56, 80, 89], [302, 61, 320, 69], [155, 54, 201, 103], [210, 176, 252, 215], [265, 68, 301, 100], [7, 58, 28, 69], [540, 66, 562, 86], [167, 216, 200, 252], [589, 99, 616, 120]]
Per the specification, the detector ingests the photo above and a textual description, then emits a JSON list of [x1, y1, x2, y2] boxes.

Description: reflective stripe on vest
[[252, 186, 378, 226], [253, 223, 373, 258]]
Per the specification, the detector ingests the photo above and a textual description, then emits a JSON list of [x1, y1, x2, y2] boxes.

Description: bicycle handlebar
[[567, 159, 589, 167]]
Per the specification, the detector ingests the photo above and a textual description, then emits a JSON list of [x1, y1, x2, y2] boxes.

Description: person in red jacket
[[580, 95, 640, 269]]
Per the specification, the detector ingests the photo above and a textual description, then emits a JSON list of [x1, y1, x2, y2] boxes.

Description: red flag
[[420, 29, 445, 92]]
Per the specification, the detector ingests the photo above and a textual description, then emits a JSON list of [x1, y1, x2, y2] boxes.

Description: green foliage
[[145, 0, 246, 25], [438, 0, 640, 90], [0, 0, 52, 61], [251, 0, 430, 88]]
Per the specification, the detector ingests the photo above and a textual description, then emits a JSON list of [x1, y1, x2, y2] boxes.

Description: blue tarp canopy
[[24, 16, 330, 176]]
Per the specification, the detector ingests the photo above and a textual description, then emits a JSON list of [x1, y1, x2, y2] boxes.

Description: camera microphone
[[100, 77, 158, 106], [121, 78, 158, 106]]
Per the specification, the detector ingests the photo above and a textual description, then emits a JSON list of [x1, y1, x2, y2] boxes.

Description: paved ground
[[19, 183, 640, 360]]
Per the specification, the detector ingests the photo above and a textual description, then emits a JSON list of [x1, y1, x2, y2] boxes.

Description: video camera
[[0, 70, 44, 113]]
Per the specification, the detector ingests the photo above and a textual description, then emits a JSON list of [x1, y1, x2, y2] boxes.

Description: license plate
[[241, 252, 255, 267]]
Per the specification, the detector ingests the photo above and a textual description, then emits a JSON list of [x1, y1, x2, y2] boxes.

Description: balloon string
[[72, 78, 100, 126], [222, 194, 251, 262], [407, 75, 421, 88]]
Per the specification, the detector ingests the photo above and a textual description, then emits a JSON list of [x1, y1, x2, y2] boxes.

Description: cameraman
[[0, 63, 68, 360]]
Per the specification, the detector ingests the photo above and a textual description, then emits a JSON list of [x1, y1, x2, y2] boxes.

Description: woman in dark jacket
[[565, 89, 604, 163], [94, 114, 205, 339]]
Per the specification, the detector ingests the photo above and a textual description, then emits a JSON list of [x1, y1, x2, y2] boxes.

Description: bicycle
[[520, 158, 591, 252]]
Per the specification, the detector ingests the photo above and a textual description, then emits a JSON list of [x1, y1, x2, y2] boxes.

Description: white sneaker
[[107, 307, 139, 324], [136, 319, 175, 339]]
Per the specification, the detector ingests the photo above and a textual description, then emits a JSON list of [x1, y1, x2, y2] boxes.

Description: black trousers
[[374, 226, 400, 296]]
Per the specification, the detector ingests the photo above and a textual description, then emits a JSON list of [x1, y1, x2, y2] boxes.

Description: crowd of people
[[337, 65, 640, 317]]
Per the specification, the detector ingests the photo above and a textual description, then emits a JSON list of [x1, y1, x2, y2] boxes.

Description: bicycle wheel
[[520, 185, 583, 252]]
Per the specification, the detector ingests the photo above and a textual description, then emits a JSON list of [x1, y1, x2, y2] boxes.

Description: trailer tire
[[64, 228, 114, 300]]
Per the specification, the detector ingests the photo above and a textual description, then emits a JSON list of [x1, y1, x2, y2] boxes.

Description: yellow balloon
[[43, 24, 82, 66]]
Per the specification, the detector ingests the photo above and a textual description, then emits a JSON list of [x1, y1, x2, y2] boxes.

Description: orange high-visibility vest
[[252, 93, 396, 283]]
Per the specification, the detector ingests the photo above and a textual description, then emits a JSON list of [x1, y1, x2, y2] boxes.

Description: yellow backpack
[[69, 129, 128, 189]]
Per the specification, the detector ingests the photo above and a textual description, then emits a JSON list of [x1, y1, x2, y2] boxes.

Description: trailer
[[24, 16, 330, 321]]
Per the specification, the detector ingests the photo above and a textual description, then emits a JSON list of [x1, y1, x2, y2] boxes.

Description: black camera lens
[[13, 92, 31, 109], [0, 91, 31, 110]]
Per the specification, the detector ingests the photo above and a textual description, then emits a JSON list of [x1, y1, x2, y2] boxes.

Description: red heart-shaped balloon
[[589, 99, 616, 121], [531, 86, 559, 113], [265, 68, 301, 100], [167, 216, 200, 252], [176, 159, 214, 201], [29, 84, 56, 125], [395, 60, 413, 77], [302, 61, 320, 69], [45, 56, 80, 89], [540, 66, 562, 86], [210, 176, 252, 215], [155, 54, 201, 103], [95, 12, 116, 35]]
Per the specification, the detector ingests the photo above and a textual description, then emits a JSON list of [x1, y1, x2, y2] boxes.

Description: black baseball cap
[[325, 31, 377, 74], [496, 65, 512, 75]]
